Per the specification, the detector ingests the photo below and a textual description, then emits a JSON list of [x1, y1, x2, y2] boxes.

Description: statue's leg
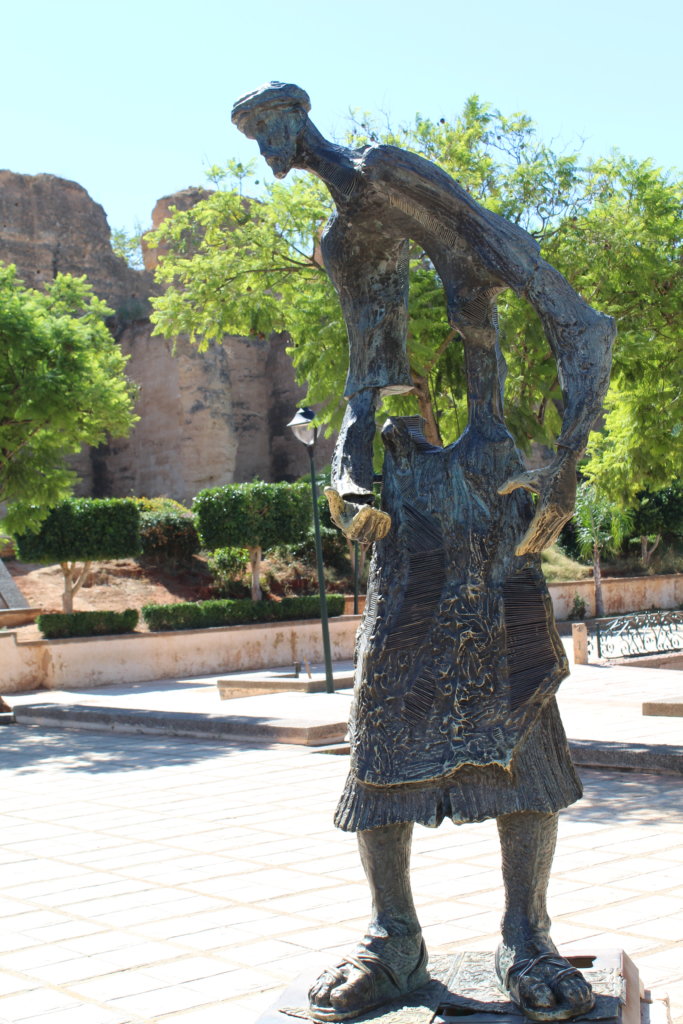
[[326, 388, 392, 544], [496, 811, 594, 1021], [308, 822, 428, 1021]]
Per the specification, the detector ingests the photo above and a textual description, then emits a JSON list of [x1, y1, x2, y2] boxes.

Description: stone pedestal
[[257, 950, 641, 1024]]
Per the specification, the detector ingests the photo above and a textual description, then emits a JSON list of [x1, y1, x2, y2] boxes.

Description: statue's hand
[[498, 450, 578, 556], [324, 488, 391, 543]]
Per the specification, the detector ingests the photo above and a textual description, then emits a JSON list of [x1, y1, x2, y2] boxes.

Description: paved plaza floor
[[2, 647, 683, 1023]]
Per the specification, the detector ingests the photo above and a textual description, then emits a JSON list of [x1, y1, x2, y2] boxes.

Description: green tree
[[148, 98, 682, 486], [111, 224, 145, 270], [193, 481, 310, 600], [0, 266, 138, 536], [549, 157, 683, 504], [15, 498, 141, 613], [573, 483, 633, 617], [631, 484, 683, 567]]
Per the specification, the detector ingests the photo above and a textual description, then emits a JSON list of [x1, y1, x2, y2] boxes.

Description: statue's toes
[[330, 970, 373, 1011], [308, 965, 372, 1016], [308, 968, 343, 1008], [518, 975, 556, 1013], [556, 974, 594, 1014]]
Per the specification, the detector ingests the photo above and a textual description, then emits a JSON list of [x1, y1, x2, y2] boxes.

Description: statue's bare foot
[[325, 488, 391, 543], [308, 933, 428, 1022], [496, 942, 594, 1021]]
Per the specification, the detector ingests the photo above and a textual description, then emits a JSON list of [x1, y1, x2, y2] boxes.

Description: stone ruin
[[0, 170, 334, 506]]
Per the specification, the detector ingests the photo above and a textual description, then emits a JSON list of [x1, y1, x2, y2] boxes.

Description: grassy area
[[541, 546, 592, 583]]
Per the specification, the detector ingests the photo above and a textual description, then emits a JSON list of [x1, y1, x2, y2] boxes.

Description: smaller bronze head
[[231, 82, 311, 179]]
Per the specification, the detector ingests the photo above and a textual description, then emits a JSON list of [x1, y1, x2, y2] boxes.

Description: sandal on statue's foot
[[308, 939, 429, 1022], [501, 952, 595, 1022]]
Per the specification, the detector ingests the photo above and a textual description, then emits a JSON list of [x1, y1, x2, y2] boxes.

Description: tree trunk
[[411, 371, 443, 447], [593, 544, 605, 618], [346, 539, 370, 579], [248, 546, 262, 602], [641, 534, 661, 568], [60, 561, 92, 614]]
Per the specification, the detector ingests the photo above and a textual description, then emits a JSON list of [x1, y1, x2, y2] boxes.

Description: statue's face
[[240, 107, 304, 179]]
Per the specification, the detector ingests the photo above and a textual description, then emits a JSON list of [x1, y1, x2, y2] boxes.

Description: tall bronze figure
[[233, 83, 615, 1023]]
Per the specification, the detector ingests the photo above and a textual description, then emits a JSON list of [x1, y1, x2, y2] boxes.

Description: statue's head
[[231, 82, 311, 178]]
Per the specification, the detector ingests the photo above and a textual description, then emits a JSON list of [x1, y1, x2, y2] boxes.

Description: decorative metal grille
[[586, 610, 683, 660]]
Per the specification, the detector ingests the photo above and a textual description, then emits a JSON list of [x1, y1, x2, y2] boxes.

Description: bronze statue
[[233, 82, 615, 1023]]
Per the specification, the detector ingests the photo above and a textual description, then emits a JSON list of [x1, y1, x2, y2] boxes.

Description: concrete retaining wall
[[2, 574, 680, 695], [548, 574, 683, 620], [0, 616, 359, 695]]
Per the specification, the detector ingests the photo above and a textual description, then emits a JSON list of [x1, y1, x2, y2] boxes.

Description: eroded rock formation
[[0, 171, 333, 504]]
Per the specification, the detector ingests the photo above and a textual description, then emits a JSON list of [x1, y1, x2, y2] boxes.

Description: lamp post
[[287, 407, 335, 694]]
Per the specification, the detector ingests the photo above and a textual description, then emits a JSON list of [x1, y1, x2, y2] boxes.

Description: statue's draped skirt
[[335, 418, 581, 832]]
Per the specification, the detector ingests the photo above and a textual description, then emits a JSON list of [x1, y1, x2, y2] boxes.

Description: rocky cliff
[[1, 171, 333, 504]]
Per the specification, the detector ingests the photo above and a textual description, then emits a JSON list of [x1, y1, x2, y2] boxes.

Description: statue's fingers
[[324, 487, 344, 517], [347, 507, 391, 543], [497, 470, 543, 498], [515, 504, 570, 556], [324, 488, 351, 531]]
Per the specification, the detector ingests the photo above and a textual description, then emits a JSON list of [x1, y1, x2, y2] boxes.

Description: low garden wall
[[547, 574, 683, 620], [0, 615, 360, 695], [2, 575, 680, 695]]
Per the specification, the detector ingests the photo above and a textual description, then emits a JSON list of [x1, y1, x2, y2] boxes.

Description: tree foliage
[[148, 97, 682, 495], [0, 266, 138, 535]]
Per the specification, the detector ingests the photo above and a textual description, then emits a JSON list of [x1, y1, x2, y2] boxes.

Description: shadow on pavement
[[0, 722, 283, 774], [572, 766, 683, 825]]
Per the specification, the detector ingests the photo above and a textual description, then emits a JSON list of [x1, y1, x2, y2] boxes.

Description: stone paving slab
[[2, 726, 683, 1024], [2, 642, 683, 1022], [217, 661, 354, 698], [9, 680, 353, 746], [643, 702, 683, 719]]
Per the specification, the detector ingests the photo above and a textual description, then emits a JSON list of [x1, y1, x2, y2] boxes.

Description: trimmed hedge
[[193, 481, 310, 552], [37, 609, 139, 639], [141, 594, 345, 632], [15, 498, 141, 563]]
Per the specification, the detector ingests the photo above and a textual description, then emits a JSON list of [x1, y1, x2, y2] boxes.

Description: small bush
[[138, 506, 199, 566], [142, 594, 345, 632], [37, 609, 139, 639], [206, 546, 250, 596]]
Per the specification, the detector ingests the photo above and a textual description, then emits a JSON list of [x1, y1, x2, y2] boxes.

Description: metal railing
[[586, 610, 683, 660]]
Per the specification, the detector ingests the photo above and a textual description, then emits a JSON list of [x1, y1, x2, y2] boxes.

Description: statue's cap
[[231, 82, 311, 129]]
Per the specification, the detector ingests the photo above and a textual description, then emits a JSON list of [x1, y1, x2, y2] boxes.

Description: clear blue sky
[[4, 0, 681, 234]]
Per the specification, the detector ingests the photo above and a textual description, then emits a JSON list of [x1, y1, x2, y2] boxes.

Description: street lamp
[[287, 408, 335, 694]]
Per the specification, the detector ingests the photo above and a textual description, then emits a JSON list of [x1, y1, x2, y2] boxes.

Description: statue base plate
[[256, 950, 640, 1024]]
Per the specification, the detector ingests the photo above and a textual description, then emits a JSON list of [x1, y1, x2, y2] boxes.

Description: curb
[[570, 739, 683, 775], [12, 703, 347, 747]]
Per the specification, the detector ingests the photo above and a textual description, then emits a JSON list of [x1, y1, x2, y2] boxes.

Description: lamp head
[[287, 406, 317, 447]]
